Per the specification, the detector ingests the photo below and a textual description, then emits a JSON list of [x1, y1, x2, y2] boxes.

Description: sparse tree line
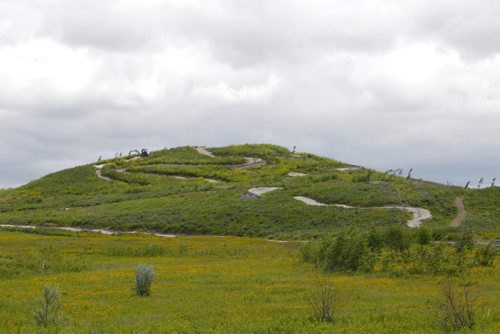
[[465, 177, 496, 189], [379, 167, 497, 189]]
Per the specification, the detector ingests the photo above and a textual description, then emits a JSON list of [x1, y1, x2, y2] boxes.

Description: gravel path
[[234, 157, 266, 169], [195, 147, 216, 158], [294, 196, 432, 227], [194, 147, 267, 169], [450, 197, 466, 227], [287, 172, 307, 177], [242, 187, 282, 200], [0, 224, 176, 238], [95, 164, 113, 181]]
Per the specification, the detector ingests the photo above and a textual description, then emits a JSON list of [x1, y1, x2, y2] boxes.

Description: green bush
[[416, 227, 431, 245], [135, 264, 155, 296], [366, 228, 384, 250], [474, 244, 497, 266], [384, 226, 409, 251], [301, 230, 374, 272], [301, 229, 475, 276]]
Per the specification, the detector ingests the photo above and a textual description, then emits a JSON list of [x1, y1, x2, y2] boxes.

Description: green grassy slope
[[0, 144, 498, 239]]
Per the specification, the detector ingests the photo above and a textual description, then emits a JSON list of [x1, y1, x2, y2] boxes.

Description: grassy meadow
[[0, 229, 498, 333]]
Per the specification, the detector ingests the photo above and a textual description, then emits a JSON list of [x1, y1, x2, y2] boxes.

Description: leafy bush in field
[[474, 244, 497, 266], [135, 264, 155, 296], [302, 228, 483, 276], [383, 226, 409, 251], [416, 227, 431, 245], [34, 285, 62, 327], [301, 230, 374, 272], [366, 228, 384, 250], [379, 244, 470, 277]]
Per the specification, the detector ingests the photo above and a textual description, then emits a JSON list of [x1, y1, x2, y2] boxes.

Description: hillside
[[0, 144, 498, 240]]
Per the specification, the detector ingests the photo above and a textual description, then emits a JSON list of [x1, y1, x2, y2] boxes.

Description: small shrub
[[135, 264, 155, 296], [455, 228, 474, 253], [367, 228, 384, 250], [437, 278, 480, 330], [322, 231, 373, 272], [384, 226, 409, 251], [34, 284, 61, 327], [416, 227, 431, 245], [474, 244, 497, 267], [308, 273, 342, 323]]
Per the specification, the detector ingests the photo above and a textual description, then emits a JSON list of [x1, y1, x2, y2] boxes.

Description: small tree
[[438, 278, 480, 330], [308, 273, 342, 323], [34, 284, 61, 327], [135, 264, 155, 296], [406, 168, 413, 180], [477, 178, 484, 188]]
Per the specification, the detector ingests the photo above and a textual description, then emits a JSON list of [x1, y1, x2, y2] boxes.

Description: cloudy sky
[[0, 0, 499, 188]]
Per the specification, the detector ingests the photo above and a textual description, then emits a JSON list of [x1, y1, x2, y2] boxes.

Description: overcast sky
[[0, 0, 499, 188]]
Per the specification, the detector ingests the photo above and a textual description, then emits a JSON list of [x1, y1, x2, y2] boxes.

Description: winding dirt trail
[[194, 147, 266, 169], [287, 172, 307, 177], [95, 164, 112, 181], [241, 187, 282, 200], [450, 197, 466, 227], [234, 157, 266, 169], [293, 196, 432, 228], [0, 224, 177, 238], [195, 147, 216, 158]]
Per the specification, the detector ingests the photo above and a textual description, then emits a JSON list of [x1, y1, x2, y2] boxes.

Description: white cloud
[[191, 74, 280, 104]]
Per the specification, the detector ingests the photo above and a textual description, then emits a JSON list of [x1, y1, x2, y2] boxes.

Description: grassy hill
[[0, 144, 498, 240], [0, 144, 498, 332]]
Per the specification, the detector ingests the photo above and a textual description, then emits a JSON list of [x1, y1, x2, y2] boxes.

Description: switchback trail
[[195, 147, 266, 168], [0, 224, 176, 238], [294, 196, 432, 228]]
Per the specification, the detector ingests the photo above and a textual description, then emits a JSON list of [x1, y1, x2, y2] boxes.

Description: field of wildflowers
[[0, 229, 498, 333]]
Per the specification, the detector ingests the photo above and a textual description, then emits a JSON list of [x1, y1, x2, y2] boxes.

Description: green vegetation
[[0, 230, 497, 332], [301, 228, 497, 277], [34, 284, 62, 327], [0, 144, 498, 240], [135, 264, 155, 296], [0, 143, 498, 332]]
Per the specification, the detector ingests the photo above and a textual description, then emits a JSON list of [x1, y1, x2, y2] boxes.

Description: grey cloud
[[0, 0, 499, 188]]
